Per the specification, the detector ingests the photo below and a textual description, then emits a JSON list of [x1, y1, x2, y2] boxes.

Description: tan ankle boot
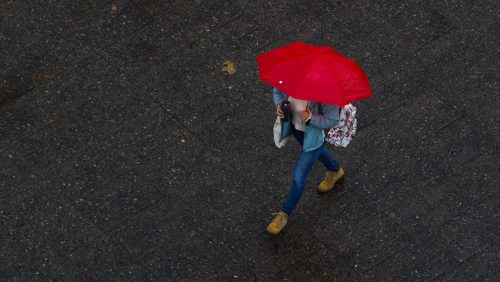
[[266, 211, 288, 234], [318, 167, 344, 193]]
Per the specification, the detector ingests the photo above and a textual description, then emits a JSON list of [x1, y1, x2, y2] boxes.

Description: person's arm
[[308, 104, 340, 129], [272, 88, 283, 108]]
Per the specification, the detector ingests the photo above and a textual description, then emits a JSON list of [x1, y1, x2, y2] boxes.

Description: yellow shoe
[[266, 211, 288, 234], [318, 167, 344, 193]]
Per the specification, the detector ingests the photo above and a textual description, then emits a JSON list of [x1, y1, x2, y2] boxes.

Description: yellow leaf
[[222, 60, 236, 75], [111, 4, 118, 13]]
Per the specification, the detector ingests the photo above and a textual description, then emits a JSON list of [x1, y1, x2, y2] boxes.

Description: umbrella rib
[[267, 53, 319, 77], [295, 55, 318, 101]]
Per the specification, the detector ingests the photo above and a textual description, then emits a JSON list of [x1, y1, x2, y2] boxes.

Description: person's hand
[[276, 103, 284, 118], [300, 106, 311, 121]]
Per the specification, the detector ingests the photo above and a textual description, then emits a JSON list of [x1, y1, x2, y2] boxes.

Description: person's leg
[[317, 144, 344, 193], [267, 129, 314, 234], [282, 147, 322, 214], [318, 143, 340, 171]]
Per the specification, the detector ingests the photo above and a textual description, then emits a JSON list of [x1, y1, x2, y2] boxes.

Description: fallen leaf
[[111, 3, 118, 13], [8, 154, 14, 159], [222, 60, 236, 75], [35, 72, 54, 80]]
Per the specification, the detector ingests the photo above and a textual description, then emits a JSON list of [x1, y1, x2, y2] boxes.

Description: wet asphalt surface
[[1, 0, 499, 281]]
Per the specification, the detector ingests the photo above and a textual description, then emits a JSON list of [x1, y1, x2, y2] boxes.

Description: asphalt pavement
[[1, 0, 499, 281]]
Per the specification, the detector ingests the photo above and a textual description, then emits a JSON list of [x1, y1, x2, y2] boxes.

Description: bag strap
[[316, 103, 330, 137]]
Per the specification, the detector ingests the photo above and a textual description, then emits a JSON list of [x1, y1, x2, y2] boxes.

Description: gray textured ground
[[1, 0, 499, 281]]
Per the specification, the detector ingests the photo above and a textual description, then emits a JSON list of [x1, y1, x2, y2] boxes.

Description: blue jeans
[[282, 127, 340, 214]]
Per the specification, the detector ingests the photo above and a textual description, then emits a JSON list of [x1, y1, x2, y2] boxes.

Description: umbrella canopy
[[257, 41, 373, 106]]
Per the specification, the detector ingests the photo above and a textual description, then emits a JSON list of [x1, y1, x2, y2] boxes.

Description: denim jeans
[[282, 127, 340, 214]]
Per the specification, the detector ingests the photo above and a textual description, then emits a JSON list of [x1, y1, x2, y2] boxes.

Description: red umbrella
[[257, 41, 373, 106]]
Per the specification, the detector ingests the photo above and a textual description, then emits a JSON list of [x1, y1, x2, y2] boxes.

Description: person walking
[[266, 87, 344, 234], [256, 41, 373, 234]]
